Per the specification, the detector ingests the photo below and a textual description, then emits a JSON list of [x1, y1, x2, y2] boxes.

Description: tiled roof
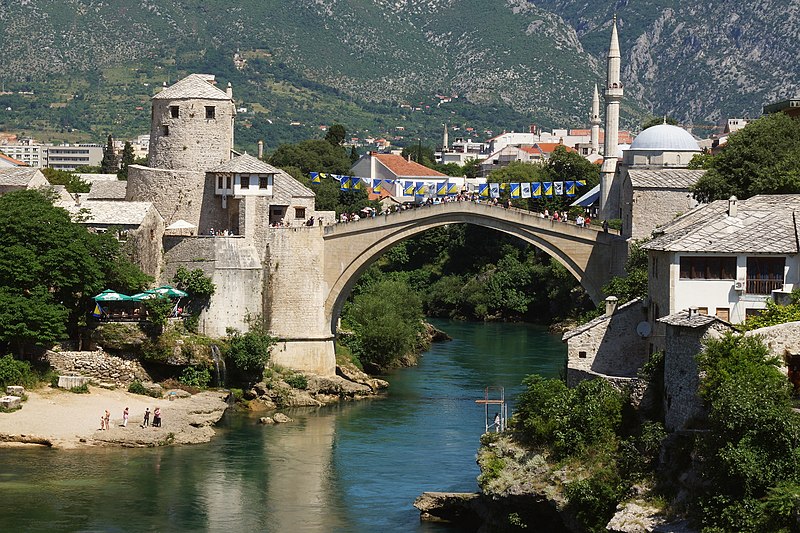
[[0, 152, 26, 166], [645, 195, 800, 254], [60, 200, 156, 226], [209, 153, 281, 174], [627, 168, 706, 189], [374, 154, 447, 178], [87, 180, 128, 200], [152, 74, 231, 101], [658, 310, 724, 328], [0, 167, 43, 186], [271, 169, 315, 205], [562, 298, 644, 340], [570, 129, 591, 136], [533, 142, 576, 153]]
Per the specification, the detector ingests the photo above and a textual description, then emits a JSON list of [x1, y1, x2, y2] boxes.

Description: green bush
[[178, 366, 211, 388], [225, 319, 274, 383], [69, 383, 89, 394], [128, 380, 147, 395], [565, 468, 627, 533], [0, 354, 40, 389], [284, 373, 308, 390]]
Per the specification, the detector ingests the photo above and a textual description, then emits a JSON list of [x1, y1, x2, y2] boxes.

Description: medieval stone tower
[[127, 74, 235, 229], [148, 75, 236, 170]]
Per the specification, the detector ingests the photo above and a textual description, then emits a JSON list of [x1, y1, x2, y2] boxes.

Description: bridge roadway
[[321, 201, 626, 332]]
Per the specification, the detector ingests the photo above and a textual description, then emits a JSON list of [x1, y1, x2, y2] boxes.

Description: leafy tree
[[268, 139, 352, 175], [144, 296, 174, 330], [324, 123, 346, 146], [100, 134, 117, 174], [691, 113, 800, 202], [641, 116, 678, 130], [349, 145, 359, 164], [0, 287, 69, 356], [462, 158, 482, 179], [225, 318, 274, 383], [742, 289, 800, 330], [694, 333, 800, 531], [342, 278, 424, 368], [401, 143, 436, 166], [117, 141, 135, 180], [41, 168, 90, 193]]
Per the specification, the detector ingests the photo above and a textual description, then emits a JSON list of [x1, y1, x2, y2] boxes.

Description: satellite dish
[[636, 321, 652, 338]]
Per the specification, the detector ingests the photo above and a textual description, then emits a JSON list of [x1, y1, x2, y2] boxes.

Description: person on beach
[[153, 407, 161, 428], [142, 407, 150, 428], [122, 407, 129, 427], [103, 410, 110, 431]]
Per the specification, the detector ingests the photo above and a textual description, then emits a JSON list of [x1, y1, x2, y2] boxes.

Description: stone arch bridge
[[267, 201, 627, 376]]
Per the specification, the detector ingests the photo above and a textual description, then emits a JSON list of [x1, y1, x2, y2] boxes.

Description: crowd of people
[[99, 406, 162, 430]]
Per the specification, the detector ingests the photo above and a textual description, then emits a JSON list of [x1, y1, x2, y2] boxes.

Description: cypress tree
[[100, 134, 117, 174], [117, 141, 135, 180]]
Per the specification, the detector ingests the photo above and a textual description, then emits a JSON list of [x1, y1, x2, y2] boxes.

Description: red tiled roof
[[570, 129, 591, 136], [533, 143, 576, 154], [519, 146, 539, 155], [0, 152, 26, 166], [373, 154, 447, 178]]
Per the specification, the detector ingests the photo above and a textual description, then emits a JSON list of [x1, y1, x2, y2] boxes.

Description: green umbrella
[[130, 290, 159, 301], [93, 289, 133, 302], [152, 285, 189, 298]]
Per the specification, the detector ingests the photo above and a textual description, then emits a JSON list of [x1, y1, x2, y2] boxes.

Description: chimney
[[226, 82, 233, 99], [605, 296, 618, 317], [728, 195, 738, 217], [257, 140, 264, 159], [688, 306, 699, 318]]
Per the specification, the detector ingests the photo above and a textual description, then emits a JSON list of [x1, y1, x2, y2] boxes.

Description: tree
[[268, 139, 352, 175], [349, 145, 359, 164], [0, 190, 150, 354], [641, 116, 678, 130], [324, 124, 346, 146], [117, 141, 135, 180], [100, 134, 117, 174], [41, 168, 90, 193], [172, 266, 216, 313], [691, 113, 800, 202], [400, 143, 436, 166]]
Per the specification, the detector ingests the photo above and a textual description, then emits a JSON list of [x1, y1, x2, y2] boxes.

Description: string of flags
[[309, 172, 586, 198]]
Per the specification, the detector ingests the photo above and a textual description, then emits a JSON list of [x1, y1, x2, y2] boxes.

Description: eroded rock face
[[606, 500, 666, 533]]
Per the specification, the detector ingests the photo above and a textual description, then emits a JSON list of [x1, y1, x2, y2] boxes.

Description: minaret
[[442, 123, 449, 152], [600, 16, 623, 220], [590, 84, 601, 154]]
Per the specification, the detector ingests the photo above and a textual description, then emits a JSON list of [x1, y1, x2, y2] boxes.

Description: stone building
[[0, 167, 49, 195]]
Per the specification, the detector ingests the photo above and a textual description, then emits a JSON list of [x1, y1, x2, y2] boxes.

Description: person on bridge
[[494, 412, 501, 432]]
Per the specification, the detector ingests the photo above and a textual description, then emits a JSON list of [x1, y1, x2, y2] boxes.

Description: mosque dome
[[629, 124, 701, 152]]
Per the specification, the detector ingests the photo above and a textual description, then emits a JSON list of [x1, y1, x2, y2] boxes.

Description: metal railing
[[746, 278, 784, 295]]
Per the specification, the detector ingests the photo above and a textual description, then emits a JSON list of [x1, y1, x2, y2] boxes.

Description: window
[[746, 257, 785, 294], [698, 307, 708, 316], [295, 207, 306, 219], [259, 176, 270, 189], [217, 176, 223, 189], [240, 176, 250, 189], [226, 176, 232, 189], [578, 351, 587, 359], [170, 106, 179, 119], [679, 256, 736, 280], [205, 106, 216, 119], [162, 125, 169, 136], [716, 308, 730, 321]]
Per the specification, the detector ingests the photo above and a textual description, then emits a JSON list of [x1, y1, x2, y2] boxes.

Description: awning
[[570, 184, 600, 207], [166, 219, 197, 230], [93, 289, 133, 302]]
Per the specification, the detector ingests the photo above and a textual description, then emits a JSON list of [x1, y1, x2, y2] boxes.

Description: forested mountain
[[0, 0, 796, 148]]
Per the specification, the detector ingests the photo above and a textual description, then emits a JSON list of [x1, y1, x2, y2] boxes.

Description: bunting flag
[[351, 177, 365, 190], [565, 181, 577, 197], [521, 182, 532, 199], [340, 176, 351, 191], [404, 181, 416, 195], [310, 172, 321, 184], [543, 182, 554, 196], [532, 182, 542, 198], [499, 183, 509, 191], [436, 182, 449, 196], [372, 179, 383, 193], [478, 183, 489, 198], [447, 182, 459, 195], [92, 303, 103, 318], [577, 179, 587, 186], [489, 182, 500, 198], [414, 182, 428, 196], [554, 181, 564, 196], [510, 183, 521, 198]]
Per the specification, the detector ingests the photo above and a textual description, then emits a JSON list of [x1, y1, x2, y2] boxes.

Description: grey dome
[[630, 124, 700, 152]]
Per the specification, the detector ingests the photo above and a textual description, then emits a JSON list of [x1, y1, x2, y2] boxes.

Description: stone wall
[[629, 188, 696, 241], [46, 349, 151, 386], [122, 205, 164, 279], [149, 96, 235, 171], [127, 165, 207, 227], [747, 321, 800, 365], [565, 299, 649, 387]]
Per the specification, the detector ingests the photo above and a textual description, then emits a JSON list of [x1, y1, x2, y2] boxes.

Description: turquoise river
[[0, 319, 566, 532]]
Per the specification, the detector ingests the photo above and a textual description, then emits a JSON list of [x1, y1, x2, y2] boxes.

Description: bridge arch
[[322, 202, 624, 334]]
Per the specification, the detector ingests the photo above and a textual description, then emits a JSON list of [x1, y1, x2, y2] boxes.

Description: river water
[[0, 319, 565, 532]]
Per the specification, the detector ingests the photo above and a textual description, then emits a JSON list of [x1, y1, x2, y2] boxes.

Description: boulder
[[259, 417, 275, 424], [607, 500, 667, 533], [0, 395, 22, 410], [414, 492, 481, 524], [142, 382, 163, 397], [165, 389, 191, 399], [336, 364, 389, 392], [58, 375, 90, 389], [273, 413, 292, 423], [6, 386, 24, 396]]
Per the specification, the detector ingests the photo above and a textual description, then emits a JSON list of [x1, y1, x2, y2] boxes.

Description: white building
[[645, 195, 800, 351]]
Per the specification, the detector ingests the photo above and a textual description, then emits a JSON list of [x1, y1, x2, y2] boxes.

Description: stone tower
[[148, 74, 235, 171], [590, 84, 601, 154], [442, 123, 449, 151], [600, 16, 623, 220]]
